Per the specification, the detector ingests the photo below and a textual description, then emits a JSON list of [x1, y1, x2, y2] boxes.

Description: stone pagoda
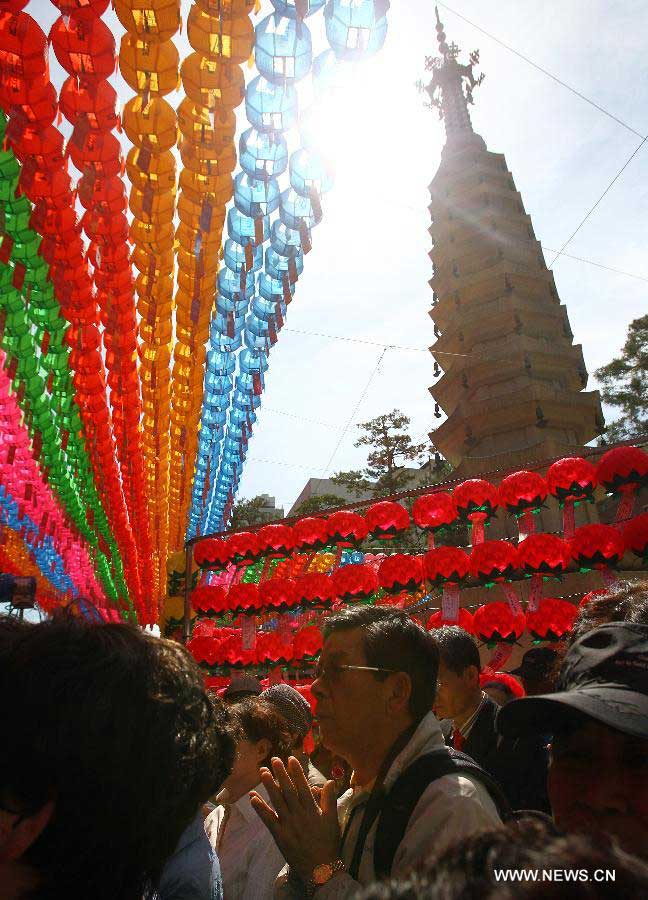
[[424, 10, 604, 476]]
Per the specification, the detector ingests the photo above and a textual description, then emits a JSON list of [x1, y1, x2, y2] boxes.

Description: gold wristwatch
[[308, 860, 346, 895]]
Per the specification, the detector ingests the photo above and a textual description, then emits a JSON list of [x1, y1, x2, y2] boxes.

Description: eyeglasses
[[313, 662, 398, 685]]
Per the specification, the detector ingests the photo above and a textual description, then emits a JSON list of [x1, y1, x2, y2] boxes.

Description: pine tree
[[595, 315, 648, 442], [293, 494, 348, 516], [332, 410, 427, 498]]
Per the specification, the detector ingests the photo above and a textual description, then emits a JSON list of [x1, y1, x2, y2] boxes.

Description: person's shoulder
[[420, 771, 501, 820]]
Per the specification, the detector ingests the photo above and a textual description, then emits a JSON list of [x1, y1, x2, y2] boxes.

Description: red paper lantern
[[364, 501, 410, 540], [412, 491, 457, 533], [526, 597, 577, 642], [259, 577, 297, 611], [470, 541, 520, 586], [546, 456, 597, 503], [423, 546, 469, 586], [292, 626, 323, 660], [570, 524, 625, 570], [517, 533, 571, 577], [50, 15, 116, 81], [498, 470, 547, 515], [479, 670, 525, 698], [227, 582, 259, 612], [193, 537, 229, 568], [293, 572, 334, 607], [378, 554, 424, 594], [191, 585, 228, 614], [454, 479, 498, 521], [473, 600, 525, 645], [623, 512, 648, 560], [331, 563, 377, 602], [326, 510, 368, 547], [227, 531, 261, 564], [257, 523, 294, 558], [293, 516, 329, 552], [427, 608, 475, 633], [596, 446, 648, 495]]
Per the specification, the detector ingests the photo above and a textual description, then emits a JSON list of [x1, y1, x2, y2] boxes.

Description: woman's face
[[221, 738, 266, 803]]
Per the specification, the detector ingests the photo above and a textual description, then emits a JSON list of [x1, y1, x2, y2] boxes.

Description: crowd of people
[[0, 580, 647, 899]]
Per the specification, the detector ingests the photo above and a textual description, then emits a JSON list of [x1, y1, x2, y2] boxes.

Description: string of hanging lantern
[[187, 0, 391, 539], [0, 12, 146, 614], [0, 116, 130, 606], [0, 351, 107, 603], [167, 0, 256, 557], [50, 0, 156, 616], [117, 0, 182, 611], [0, 527, 68, 611]]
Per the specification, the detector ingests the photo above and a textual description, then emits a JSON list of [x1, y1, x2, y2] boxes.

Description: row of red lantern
[[191, 519, 647, 616], [0, 9, 146, 614], [188, 622, 323, 667], [49, 0, 156, 619], [167, 2, 255, 553], [426, 595, 578, 644], [193, 447, 648, 569], [188, 592, 578, 671], [118, 0, 184, 599]]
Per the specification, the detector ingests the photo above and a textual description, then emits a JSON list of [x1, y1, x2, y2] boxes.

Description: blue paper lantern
[[224, 238, 263, 273], [289, 148, 334, 196], [255, 14, 313, 84], [265, 246, 304, 281], [240, 127, 289, 180], [324, 0, 389, 61], [270, 220, 306, 258], [218, 266, 256, 300], [234, 172, 281, 218], [270, 0, 325, 18], [279, 187, 323, 229], [246, 76, 298, 133], [227, 207, 270, 246]]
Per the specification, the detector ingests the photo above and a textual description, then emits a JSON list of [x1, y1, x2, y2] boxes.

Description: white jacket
[[275, 711, 501, 899]]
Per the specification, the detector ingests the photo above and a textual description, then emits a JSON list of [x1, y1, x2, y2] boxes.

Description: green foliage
[[228, 495, 278, 533], [595, 314, 648, 442]]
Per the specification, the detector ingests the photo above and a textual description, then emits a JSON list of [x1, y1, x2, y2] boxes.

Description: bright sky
[[30, 0, 648, 520]]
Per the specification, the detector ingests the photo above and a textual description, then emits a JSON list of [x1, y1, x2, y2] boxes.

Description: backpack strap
[[373, 747, 511, 880]]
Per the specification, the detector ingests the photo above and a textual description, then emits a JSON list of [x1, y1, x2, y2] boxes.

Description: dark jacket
[[450, 695, 550, 814]]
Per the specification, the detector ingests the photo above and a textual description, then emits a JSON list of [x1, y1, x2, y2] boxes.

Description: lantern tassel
[[518, 509, 535, 541], [241, 615, 257, 650], [427, 532, 435, 551], [501, 582, 523, 616], [471, 518, 485, 545], [615, 490, 636, 524], [488, 642, 514, 670], [563, 498, 576, 540], [527, 573, 543, 613], [441, 584, 460, 623]]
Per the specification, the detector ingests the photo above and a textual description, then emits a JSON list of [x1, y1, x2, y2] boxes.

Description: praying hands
[[250, 756, 341, 883]]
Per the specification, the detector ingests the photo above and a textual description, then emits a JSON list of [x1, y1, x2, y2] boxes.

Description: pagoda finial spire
[[418, 8, 485, 145]]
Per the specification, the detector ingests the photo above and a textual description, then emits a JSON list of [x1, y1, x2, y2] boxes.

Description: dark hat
[[498, 623, 648, 740], [510, 647, 558, 678], [223, 673, 262, 700], [262, 684, 313, 738]]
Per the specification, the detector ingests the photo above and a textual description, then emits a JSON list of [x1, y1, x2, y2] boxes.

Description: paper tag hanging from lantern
[[614, 492, 636, 525], [441, 584, 460, 623], [501, 583, 523, 617], [269, 666, 282, 684], [488, 642, 514, 670], [563, 499, 576, 540], [527, 573, 543, 613], [241, 615, 257, 650], [518, 509, 536, 541], [277, 613, 291, 644]]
